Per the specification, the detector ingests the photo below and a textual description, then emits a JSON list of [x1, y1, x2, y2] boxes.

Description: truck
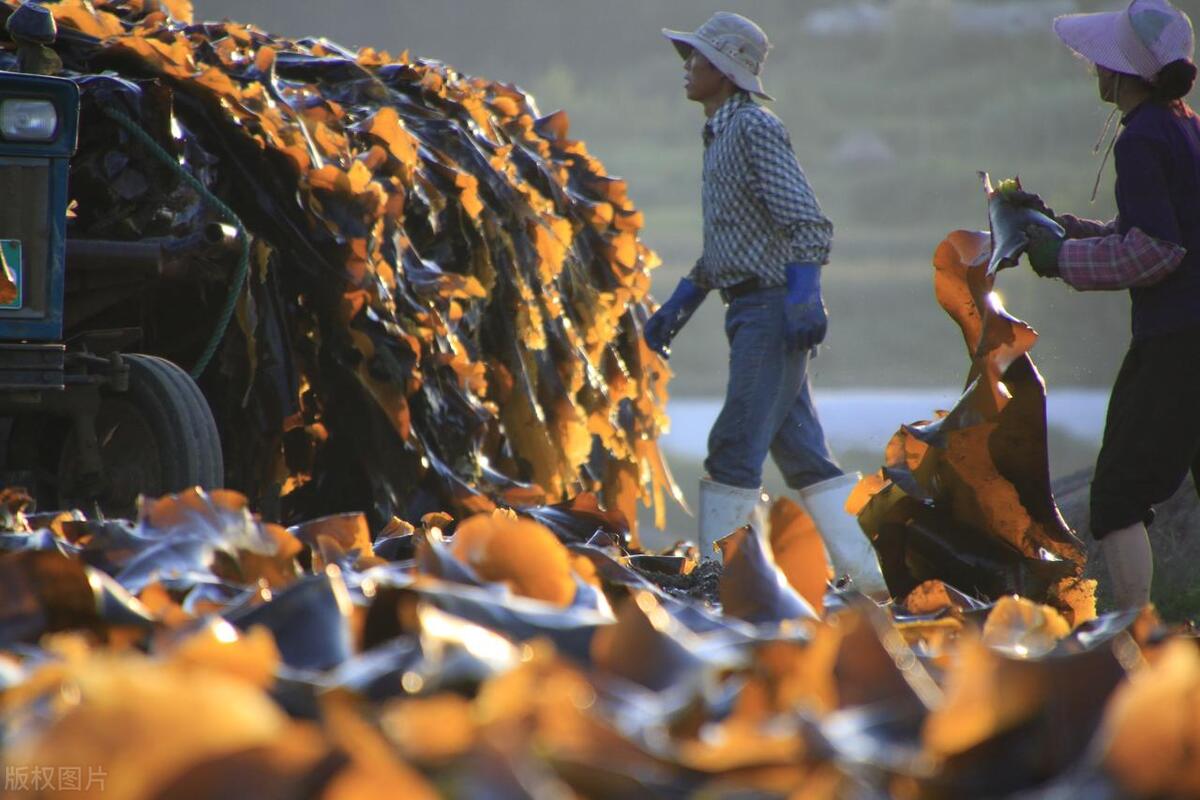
[[0, 2, 231, 516]]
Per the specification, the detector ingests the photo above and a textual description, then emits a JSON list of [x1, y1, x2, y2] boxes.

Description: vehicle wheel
[[58, 354, 223, 517]]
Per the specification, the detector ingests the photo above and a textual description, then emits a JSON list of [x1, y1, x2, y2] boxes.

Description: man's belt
[[719, 278, 766, 303]]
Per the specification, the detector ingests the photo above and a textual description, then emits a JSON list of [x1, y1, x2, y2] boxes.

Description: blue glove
[[644, 278, 707, 358], [784, 263, 827, 350]]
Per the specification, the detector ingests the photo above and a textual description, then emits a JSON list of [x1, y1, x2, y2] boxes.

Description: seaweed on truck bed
[[2, 0, 680, 538]]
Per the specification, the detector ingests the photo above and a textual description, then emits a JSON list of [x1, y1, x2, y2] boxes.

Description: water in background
[[661, 388, 1110, 459]]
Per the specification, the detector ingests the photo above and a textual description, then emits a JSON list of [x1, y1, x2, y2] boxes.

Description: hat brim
[[1053, 12, 1142, 76], [662, 28, 774, 101]]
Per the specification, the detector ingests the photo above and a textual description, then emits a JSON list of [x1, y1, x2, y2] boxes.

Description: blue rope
[[99, 105, 251, 379]]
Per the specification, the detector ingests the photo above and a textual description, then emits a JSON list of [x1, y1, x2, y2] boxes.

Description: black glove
[[1025, 225, 1064, 278]]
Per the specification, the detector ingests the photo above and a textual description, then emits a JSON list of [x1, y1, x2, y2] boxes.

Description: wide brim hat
[[663, 12, 774, 101], [1053, 0, 1194, 81]]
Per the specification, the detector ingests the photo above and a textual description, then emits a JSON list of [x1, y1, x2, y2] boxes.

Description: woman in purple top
[[1021, 0, 1198, 610]]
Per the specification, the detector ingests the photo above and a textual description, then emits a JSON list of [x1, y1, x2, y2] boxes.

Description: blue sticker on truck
[[0, 240, 21, 310]]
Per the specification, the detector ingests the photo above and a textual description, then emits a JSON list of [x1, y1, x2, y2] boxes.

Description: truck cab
[[0, 71, 74, 389], [0, 54, 224, 516]]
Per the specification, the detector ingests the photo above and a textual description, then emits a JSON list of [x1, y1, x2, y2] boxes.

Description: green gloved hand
[[1025, 225, 1064, 278]]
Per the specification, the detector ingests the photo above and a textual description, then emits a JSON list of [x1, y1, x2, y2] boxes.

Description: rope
[[99, 105, 250, 379]]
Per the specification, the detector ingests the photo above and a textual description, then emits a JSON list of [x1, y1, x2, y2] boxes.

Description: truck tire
[[59, 354, 224, 515]]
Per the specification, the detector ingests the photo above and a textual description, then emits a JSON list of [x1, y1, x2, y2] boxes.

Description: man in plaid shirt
[[647, 13, 886, 595], [688, 91, 833, 293]]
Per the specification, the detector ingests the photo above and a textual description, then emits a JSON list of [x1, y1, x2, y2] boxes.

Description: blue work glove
[[644, 278, 708, 358], [784, 263, 827, 350]]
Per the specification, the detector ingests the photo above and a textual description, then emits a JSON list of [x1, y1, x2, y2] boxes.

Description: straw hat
[[1054, 0, 1194, 81], [663, 12, 773, 101]]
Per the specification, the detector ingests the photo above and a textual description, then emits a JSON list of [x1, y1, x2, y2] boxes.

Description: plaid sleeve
[[742, 112, 833, 266], [1057, 213, 1118, 239], [1058, 226, 1187, 290]]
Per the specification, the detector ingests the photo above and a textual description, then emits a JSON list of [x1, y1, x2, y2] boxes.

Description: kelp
[[1101, 637, 1200, 798], [980, 174, 1066, 276], [716, 521, 819, 625], [3, 476, 1194, 799], [2, 2, 1197, 792], [851, 226, 1094, 621], [0, 0, 680, 540]]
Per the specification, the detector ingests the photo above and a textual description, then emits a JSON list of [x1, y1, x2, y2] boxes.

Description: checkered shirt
[[1057, 213, 1117, 239], [1056, 215, 1187, 290], [687, 93, 833, 290]]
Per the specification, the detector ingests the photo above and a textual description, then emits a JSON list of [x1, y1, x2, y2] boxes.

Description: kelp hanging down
[[3, 0, 680, 536], [850, 218, 1093, 621]]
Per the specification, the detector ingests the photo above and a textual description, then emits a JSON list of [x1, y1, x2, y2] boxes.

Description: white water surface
[[660, 388, 1110, 459]]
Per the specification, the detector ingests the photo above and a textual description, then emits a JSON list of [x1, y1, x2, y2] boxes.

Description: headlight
[[0, 99, 58, 142]]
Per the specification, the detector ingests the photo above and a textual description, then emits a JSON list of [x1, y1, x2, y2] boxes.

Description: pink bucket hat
[[663, 12, 774, 101], [1054, 0, 1194, 81]]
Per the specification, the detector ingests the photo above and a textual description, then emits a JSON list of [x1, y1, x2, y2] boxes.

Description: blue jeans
[[704, 287, 843, 490]]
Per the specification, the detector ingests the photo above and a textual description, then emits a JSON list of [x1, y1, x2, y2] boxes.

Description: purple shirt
[[1116, 101, 1200, 339]]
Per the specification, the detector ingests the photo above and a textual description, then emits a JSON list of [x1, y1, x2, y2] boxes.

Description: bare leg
[[1100, 522, 1153, 610]]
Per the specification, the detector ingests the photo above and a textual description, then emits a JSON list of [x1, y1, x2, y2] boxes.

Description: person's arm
[[1003, 189, 1116, 238], [1057, 227, 1186, 289], [1057, 213, 1118, 239], [1058, 133, 1187, 290], [742, 113, 833, 266]]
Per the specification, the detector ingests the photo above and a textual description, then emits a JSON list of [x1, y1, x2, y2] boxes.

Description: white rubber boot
[[797, 472, 889, 598], [698, 477, 762, 562], [1100, 521, 1153, 610]]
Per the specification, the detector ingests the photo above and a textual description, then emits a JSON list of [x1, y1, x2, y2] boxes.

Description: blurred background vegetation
[[199, 0, 1198, 542], [200, 0, 1159, 391]]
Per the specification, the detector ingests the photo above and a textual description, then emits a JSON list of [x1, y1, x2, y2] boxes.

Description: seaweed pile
[[5, 3, 1200, 795], [0, 206, 1192, 798], [3, 480, 1197, 799], [1, 197, 1196, 795], [3, 0, 679, 536]]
